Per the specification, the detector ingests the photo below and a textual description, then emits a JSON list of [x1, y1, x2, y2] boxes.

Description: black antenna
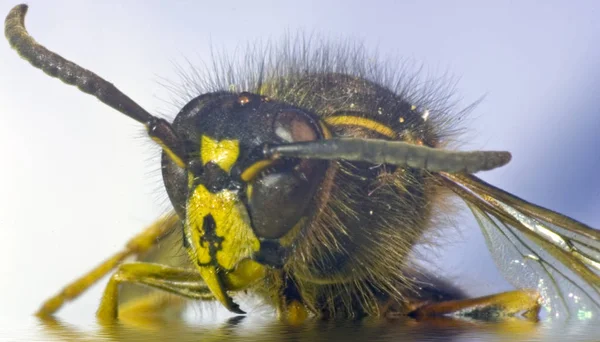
[[265, 138, 511, 173], [5, 4, 186, 167]]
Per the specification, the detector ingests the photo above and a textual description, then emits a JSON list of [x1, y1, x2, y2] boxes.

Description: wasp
[[5, 4, 599, 323]]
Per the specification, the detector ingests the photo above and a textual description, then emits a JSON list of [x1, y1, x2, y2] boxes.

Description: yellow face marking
[[151, 137, 185, 168], [186, 184, 262, 309], [200, 136, 239, 172], [187, 185, 260, 268], [325, 116, 396, 139]]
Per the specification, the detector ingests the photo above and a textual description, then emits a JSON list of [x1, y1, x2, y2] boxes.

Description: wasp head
[[161, 91, 328, 312]]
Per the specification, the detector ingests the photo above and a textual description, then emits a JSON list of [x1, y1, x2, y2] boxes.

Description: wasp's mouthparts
[[198, 258, 267, 314], [198, 265, 245, 314]]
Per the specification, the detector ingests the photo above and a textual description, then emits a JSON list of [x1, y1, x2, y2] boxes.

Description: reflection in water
[[19, 313, 598, 342]]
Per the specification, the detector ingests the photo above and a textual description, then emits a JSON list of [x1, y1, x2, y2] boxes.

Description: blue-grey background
[[0, 0, 599, 332]]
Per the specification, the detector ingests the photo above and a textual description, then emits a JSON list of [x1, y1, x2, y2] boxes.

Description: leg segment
[[410, 289, 541, 320], [96, 262, 213, 321], [36, 214, 180, 317]]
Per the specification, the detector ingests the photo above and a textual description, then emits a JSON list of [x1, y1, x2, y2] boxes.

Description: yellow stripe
[[151, 137, 185, 168], [241, 160, 274, 182], [246, 183, 254, 199], [325, 116, 396, 139], [279, 217, 305, 247], [319, 120, 333, 139]]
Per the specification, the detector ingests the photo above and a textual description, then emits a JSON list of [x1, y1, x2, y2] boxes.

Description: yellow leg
[[96, 262, 213, 322], [410, 289, 541, 320], [284, 300, 309, 324], [36, 214, 181, 317], [118, 292, 187, 319]]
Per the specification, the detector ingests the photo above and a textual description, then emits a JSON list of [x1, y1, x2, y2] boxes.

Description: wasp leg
[[118, 291, 189, 320], [96, 262, 212, 321], [36, 215, 180, 317], [410, 289, 541, 320]]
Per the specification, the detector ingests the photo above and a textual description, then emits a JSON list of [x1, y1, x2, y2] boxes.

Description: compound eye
[[273, 109, 320, 143], [248, 169, 310, 239], [245, 109, 324, 239]]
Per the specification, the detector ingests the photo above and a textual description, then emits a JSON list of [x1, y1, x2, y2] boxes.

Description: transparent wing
[[439, 173, 600, 319]]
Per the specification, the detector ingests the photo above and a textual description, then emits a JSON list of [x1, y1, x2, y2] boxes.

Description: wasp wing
[[439, 173, 600, 319]]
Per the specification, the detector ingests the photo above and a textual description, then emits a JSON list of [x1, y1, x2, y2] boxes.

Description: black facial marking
[[187, 158, 204, 176], [189, 161, 243, 193], [197, 214, 224, 267], [202, 162, 232, 192]]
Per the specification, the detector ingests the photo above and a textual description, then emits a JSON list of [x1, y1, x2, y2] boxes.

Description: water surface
[[2, 314, 599, 342]]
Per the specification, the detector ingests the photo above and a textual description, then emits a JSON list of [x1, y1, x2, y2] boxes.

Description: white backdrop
[[0, 0, 599, 324]]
